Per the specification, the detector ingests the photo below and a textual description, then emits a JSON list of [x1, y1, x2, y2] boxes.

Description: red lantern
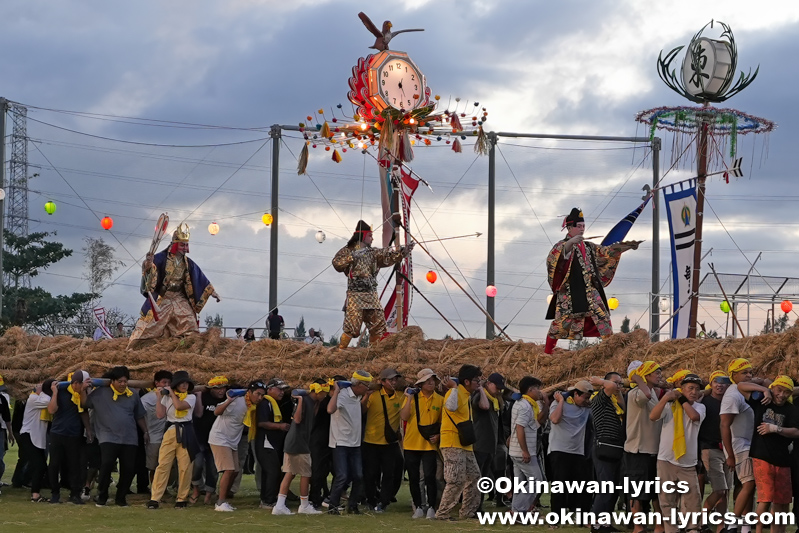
[[101, 216, 113, 230], [781, 300, 793, 314], [426, 271, 437, 284]]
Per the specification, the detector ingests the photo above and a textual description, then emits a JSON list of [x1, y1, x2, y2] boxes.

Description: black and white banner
[[664, 179, 697, 339]]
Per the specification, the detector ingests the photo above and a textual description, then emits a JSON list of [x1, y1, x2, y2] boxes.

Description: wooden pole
[[688, 109, 710, 338]]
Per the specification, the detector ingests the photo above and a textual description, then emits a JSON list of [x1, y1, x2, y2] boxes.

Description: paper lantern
[[0, 189, 5, 200], [608, 297, 619, 310], [681, 37, 733, 98], [660, 298, 670, 313], [781, 300, 793, 314], [208, 222, 219, 236], [101, 216, 113, 230], [426, 271, 437, 284], [486, 285, 497, 298], [44, 201, 57, 215], [262, 213, 273, 226], [315, 230, 326, 243], [720, 301, 730, 314]]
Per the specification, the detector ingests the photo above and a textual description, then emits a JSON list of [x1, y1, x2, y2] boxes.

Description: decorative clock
[[367, 51, 427, 113]]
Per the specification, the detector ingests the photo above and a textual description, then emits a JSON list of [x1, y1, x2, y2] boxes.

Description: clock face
[[369, 53, 426, 112]]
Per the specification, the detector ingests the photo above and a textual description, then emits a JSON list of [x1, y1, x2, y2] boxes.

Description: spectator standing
[[436, 364, 483, 521], [140, 371, 172, 486], [399, 368, 444, 519], [327, 370, 372, 515], [235, 328, 243, 340], [720, 358, 760, 533], [700, 371, 733, 528], [48, 370, 92, 505], [363, 368, 404, 513], [650, 374, 706, 533], [114, 322, 126, 338], [623, 360, 664, 533], [255, 378, 290, 509], [472, 372, 504, 511], [147, 370, 198, 509], [191, 376, 229, 505], [267, 309, 285, 340], [0, 375, 13, 485], [305, 328, 322, 344], [84, 366, 147, 507], [243, 329, 256, 342], [508, 376, 548, 515], [549, 380, 594, 517], [741, 375, 795, 533], [272, 381, 329, 515], [589, 372, 626, 530], [309, 377, 338, 509], [19, 379, 55, 502], [209, 381, 267, 512]]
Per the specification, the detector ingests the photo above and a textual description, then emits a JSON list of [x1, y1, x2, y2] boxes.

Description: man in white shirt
[[305, 329, 322, 344], [19, 379, 55, 502], [650, 373, 706, 533], [209, 381, 266, 512], [509, 376, 548, 514], [326, 370, 372, 515]]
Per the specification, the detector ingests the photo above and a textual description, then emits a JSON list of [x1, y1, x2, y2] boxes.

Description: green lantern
[[44, 201, 56, 215], [720, 301, 730, 313]]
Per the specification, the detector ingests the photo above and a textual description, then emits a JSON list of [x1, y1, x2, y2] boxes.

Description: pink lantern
[[486, 285, 497, 298]]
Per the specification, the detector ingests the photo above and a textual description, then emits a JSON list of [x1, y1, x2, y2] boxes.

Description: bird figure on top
[[358, 12, 424, 51]]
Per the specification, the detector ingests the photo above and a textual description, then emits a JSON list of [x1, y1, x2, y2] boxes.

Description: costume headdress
[[562, 208, 584, 230], [347, 220, 373, 247], [170, 223, 190, 254]]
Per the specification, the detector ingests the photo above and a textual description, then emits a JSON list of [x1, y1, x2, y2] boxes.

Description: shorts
[[622, 452, 657, 501], [702, 448, 733, 492], [282, 453, 312, 477], [734, 450, 755, 484], [752, 458, 791, 504], [210, 444, 240, 473], [146, 442, 162, 471]]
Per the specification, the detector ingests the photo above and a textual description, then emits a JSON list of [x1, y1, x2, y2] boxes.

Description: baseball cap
[[487, 373, 506, 390], [379, 368, 401, 380], [571, 380, 594, 394]]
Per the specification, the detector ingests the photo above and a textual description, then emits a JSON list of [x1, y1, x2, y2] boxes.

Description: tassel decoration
[[450, 113, 463, 132], [400, 130, 414, 162], [331, 149, 342, 163], [452, 138, 462, 153], [297, 142, 309, 175], [379, 116, 394, 156], [474, 126, 489, 156], [320, 121, 331, 138]]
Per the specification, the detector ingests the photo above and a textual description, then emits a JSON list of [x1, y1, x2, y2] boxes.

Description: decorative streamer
[[297, 142, 309, 175]]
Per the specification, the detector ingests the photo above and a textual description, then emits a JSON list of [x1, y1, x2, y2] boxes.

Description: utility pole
[[486, 132, 497, 339], [0, 98, 7, 315], [650, 137, 661, 341], [269, 125, 280, 313]]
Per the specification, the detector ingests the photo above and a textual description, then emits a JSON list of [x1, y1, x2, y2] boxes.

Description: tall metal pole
[[688, 113, 709, 338], [486, 132, 497, 339], [268, 125, 280, 313], [650, 137, 661, 341], [0, 98, 7, 315]]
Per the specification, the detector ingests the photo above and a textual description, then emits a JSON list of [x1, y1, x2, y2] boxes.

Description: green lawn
[[0, 445, 545, 532]]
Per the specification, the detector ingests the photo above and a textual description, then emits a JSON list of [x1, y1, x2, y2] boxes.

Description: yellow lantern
[[608, 297, 619, 310], [208, 222, 219, 236], [262, 213, 273, 226]]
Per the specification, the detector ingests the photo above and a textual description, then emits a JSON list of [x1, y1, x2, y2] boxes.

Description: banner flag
[[601, 195, 651, 246], [92, 307, 114, 340], [663, 179, 697, 339]]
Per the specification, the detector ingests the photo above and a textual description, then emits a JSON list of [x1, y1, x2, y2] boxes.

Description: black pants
[[549, 451, 592, 513], [255, 446, 282, 504], [405, 449, 438, 509], [309, 441, 333, 507], [362, 442, 403, 508], [474, 449, 495, 509], [12, 431, 31, 488], [134, 428, 149, 492], [98, 443, 137, 503], [18, 433, 47, 494], [48, 433, 84, 499]]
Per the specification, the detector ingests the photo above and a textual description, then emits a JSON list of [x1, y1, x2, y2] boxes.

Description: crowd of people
[[3, 357, 799, 530]]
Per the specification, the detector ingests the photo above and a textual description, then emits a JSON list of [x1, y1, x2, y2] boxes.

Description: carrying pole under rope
[[397, 272, 465, 339], [404, 229, 512, 341]]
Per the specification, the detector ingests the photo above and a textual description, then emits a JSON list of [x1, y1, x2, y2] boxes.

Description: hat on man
[[562, 208, 585, 229], [571, 380, 594, 394], [207, 376, 229, 389], [170, 370, 195, 393], [267, 378, 287, 390], [379, 368, 401, 380], [487, 372, 506, 390], [415, 368, 438, 385], [680, 374, 703, 387], [69, 370, 91, 384]]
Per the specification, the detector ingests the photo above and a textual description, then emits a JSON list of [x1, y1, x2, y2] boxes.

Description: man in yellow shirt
[[436, 364, 483, 521], [400, 368, 444, 519], [362, 368, 404, 512]]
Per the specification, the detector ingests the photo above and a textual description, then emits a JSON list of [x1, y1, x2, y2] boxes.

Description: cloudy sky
[[1, 0, 797, 344]]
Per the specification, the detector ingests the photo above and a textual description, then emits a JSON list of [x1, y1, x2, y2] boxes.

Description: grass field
[[1, 445, 569, 532]]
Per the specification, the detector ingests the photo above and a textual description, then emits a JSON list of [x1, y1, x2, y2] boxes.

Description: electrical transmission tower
[[6, 103, 31, 287]]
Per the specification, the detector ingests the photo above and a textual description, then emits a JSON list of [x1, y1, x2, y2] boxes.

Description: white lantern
[[208, 222, 219, 236], [0, 189, 5, 201], [681, 37, 733, 98], [315, 230, 326, 243], [659, 298, 670, 313]]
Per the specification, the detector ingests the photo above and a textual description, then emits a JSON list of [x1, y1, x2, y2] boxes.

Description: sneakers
[[412, 507, 425, 519], [327, 506, 342, 515], [321, 498, 330, 508], [426, 507, 436, 519], [174, 501, 188, 509], [96, 498, 107, 507], [81, 487, 91, 501], [299, 504, 322, 515], [215, 502, 235, 512], [49, 494, 61, 504], [115, 498, 128, 508], [259, 501, 274, 510], [272, 504, 294, 515], [68, 495, 85, 505], [374, 504, 385, 513], [146, 500, 159, 509]]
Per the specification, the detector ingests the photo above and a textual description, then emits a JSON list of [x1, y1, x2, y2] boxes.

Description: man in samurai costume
[[544, 208, 638, 354], [332, 220, 413, 349], [128, 223, 220, 347]]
